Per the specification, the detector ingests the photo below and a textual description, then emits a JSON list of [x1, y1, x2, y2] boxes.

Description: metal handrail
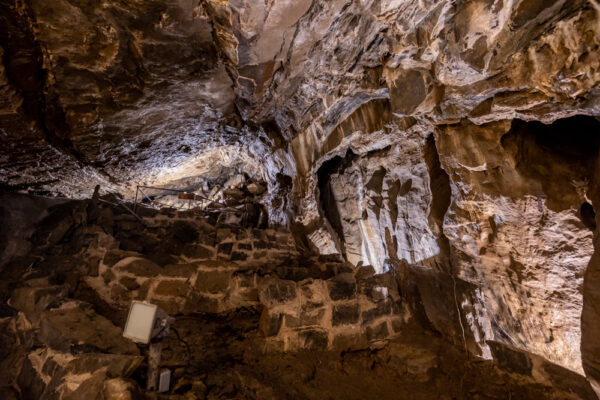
[[133, 185, 247, 216]]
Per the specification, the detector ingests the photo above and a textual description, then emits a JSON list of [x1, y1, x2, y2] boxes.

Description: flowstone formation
[[2, 0, 600, 398]]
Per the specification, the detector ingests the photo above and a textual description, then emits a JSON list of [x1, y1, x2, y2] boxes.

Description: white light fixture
[[123, 301, 172, 344], [122, 301, 175, 392]]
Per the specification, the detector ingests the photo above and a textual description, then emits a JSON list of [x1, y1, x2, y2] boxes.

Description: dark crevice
[[316, 150, 357, 258], [500, 115, 600, 212], [501, 116, 600, 167], [423, 133, 452, 270], [580, 202, 597, 231]]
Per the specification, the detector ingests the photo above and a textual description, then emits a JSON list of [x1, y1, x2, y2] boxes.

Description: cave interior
[[1, 0, 600, 399]]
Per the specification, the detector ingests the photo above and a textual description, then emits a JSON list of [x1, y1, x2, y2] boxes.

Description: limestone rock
[[39, 301, 139, 355], [103, 378, 144, 400], [9, 285, 63, 324], [17, 349, 143, 400]]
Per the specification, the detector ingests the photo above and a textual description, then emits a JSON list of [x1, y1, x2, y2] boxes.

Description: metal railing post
[[134, 186, 139, 213]]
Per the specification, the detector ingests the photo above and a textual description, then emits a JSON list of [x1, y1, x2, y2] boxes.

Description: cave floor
[[155, 310, 591, 400]]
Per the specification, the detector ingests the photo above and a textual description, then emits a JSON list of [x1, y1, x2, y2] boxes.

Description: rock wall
[[1, 193, 599, 399]]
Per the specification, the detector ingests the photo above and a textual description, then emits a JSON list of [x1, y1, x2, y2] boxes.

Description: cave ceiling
[[1, 0, 598, 198]]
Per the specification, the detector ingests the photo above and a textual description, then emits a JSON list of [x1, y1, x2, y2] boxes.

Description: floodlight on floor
[[122, 301, 175, 392]]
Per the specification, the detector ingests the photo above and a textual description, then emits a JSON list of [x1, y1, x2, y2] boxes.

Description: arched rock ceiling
[[1, 0, 598, 197]]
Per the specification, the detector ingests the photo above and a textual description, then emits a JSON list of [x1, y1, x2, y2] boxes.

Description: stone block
[[332, 333, 368, 351], [153, 298, 181, 315], [361, 301, 392, 323], [263, 339, 285, 352], [298, 329, 329, 350], [355, 265, 376, 281], [217, 242, 233, 255], [136, 280, 152, 300], [233, 271, 255, 288], [327, 273, 357, 301], [103, 378, 144, 400], [237, 242, 252, 251], [102, 269, 117, 285], [18, 351, 143, 400], [247, 182, 265, 195], [230, 251, 248, 261], [299, 281, 328, 305], [182, 244, 215, 259], [115, 257, 161, 277], [332, 304, 360, 326], [259, 279, 297, 306], [119, 276, 140, 291], [275, 266, 309, 281], [161, 263, 198, 277], [145, 248, 176, 267], [371, 286, 389, 302], [357, 276, 377, 298], [216, 228, 233, 242], [285, 308, 325, 328], [236, 229, 251, 240], [171, 220, 198, 243], [366, 321, 389, 342], [259, 309, 283, 337], [184, 294, 220, 314], [196, 259, 235, 269], [390, 300, 403, 314], [69, 353, 144, 377], [252, 229, 267, 240], [235, 288, 259, 302], [253, 239, 270, 250], [253, 251, 267, 259], [354, 265, 375, 281], [195, 270, 231, 293], [87, 257, 100, 277], [154, 280, 189, 296]]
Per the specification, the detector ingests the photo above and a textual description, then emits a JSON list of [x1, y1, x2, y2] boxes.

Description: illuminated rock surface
[[0, 193, 597, 399], [1, 0, 600, 398]]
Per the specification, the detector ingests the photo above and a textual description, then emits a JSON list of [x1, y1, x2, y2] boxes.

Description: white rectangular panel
[[123, 301, 157, 344]]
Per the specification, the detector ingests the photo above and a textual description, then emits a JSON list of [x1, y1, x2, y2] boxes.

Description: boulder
[[115, 257, 162, 277], [18, 349, 143, 400], [103, 378, 144, 400], [9, 285, 62, 324], [39, 301, 139, 355]]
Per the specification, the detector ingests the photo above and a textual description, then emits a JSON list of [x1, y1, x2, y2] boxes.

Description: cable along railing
[[132, 185, 258, 226]]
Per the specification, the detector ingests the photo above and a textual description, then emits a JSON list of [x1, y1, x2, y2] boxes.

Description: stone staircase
[[1, 193, 596, 400]]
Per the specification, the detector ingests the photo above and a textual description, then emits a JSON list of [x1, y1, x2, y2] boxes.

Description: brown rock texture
[[0, 193, 597, 399], [2, 0, 600, 398]]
